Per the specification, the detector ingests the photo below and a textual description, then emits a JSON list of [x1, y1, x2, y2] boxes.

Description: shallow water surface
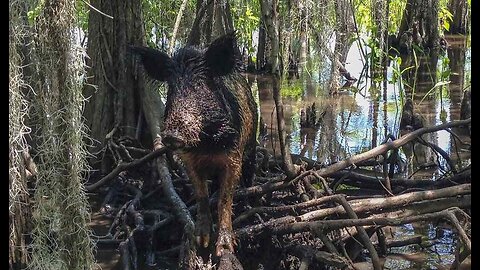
[[252, 34, 470, 269]]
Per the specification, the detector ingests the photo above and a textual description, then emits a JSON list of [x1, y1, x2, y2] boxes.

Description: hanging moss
[[9, 0, 32, 268], [28, 0, 96, 269]]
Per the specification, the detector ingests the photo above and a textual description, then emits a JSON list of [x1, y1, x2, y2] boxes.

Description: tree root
[[86, 119, 471, 269]]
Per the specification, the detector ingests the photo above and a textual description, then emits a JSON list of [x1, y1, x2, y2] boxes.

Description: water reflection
[[252, 35, 470, 177], [249, 35, 470, 269]]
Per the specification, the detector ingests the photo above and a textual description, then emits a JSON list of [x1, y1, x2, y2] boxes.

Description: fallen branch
[[329, 168, 471, 190], [376, 235, 422, 248], [85, 146, 168, 191], [264, 196, 471, 239], [314, 118, 471, 178], [236, 184, 470, 238]]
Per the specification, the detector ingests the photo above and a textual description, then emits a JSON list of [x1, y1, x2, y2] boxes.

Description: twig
[[82, 0, 114, 19], [328, 168, 470, 190], [85, 147, 168, 191], [154, 140, 195, 236]]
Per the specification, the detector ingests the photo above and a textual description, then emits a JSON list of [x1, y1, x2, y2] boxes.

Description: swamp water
[[253, 35, 470, 270], [91, 35, 470, 269]]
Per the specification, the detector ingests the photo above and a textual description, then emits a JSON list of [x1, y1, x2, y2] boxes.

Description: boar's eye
[[129, 46, 174, 82], [205, 31, 242, 77]]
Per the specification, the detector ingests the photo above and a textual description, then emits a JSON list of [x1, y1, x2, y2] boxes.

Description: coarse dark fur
[[130, 32, 258, 257]]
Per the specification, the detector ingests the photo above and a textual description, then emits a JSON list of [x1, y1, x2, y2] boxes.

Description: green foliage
[[27, 0, 44, 25], [388, 0, 407, 34], [439, 6, 453, 32], [142, 0, 195, 49], [75, 1, 89, 33], [281, 80, 303, 100], [418, 81, 450, 105], [389, 55, 416, 85], [352, 0, 406, 35], [353, 0, 373, 33], [437, 54, 450, 81], [231, 0, 260, 56]]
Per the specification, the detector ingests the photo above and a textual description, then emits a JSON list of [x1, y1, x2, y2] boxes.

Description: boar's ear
[[205, 31, 242, 77], [129, 45, 174, 82]]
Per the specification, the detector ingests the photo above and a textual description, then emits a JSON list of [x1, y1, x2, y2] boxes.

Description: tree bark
[[83, 0, 147, 172], [260, 0, 280, 74], [446, 0, 469, 35], [29, 0, 96, 268], [398, 0, 440, 51], [9, 1, 32, 268], [187, 0, 234, 46]]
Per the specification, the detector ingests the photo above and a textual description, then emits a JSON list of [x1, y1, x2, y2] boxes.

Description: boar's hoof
[[195, 216, 212, 248], [215, 229, 236, 257]]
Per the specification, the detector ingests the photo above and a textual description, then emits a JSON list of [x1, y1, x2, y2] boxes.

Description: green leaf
[[418, 81, 451, 105], [440, 109, 447, 122]]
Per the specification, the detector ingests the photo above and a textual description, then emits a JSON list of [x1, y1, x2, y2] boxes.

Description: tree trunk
[[257, 19, 268, 71], [272, 75, 298, 178], [329, 0, 354, 94], [371, 0, 388, 79], [187, 0, 234, 46], [298, 0, 308, 76], [29, 0, 96, 268], [398, 0, 439, 51], [446, 0, 469, 35], [260, 0, 280, 74], [9, 1, 32, 268], [169, 0, 190, 54], [281, 0, 293, 77], [83, 0, 146, 173]]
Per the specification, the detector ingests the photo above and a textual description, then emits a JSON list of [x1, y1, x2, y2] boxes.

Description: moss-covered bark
[[28, 0, 96, 269], [9, 0, 32, 268]]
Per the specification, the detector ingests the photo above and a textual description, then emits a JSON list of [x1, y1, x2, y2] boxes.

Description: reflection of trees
[[448, 39, 469, 162], [317, 99, 338, 164], [399, 52, 443, 172], [448, 41, 466, 113], [256, 76, 295, 156], [299, 127, 317, 159]]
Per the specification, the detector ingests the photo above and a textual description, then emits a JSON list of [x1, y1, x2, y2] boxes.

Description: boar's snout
[[161, 132, 186, 150]]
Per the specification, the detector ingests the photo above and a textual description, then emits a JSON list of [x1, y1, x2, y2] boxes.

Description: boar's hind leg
[[189, 171, 212, 248], [216, 155, 242, 257]]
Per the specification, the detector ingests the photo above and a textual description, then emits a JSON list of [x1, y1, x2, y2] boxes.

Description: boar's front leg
[[215, 154, 242, 257], [188, 170, 212, 248]]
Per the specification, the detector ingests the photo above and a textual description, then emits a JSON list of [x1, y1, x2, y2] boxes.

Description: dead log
[[236, 184, 470, 238], [376, 235, 422, 249]]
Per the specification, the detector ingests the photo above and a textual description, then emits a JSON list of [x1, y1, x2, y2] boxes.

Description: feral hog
[[131, 32, 257, 257]]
